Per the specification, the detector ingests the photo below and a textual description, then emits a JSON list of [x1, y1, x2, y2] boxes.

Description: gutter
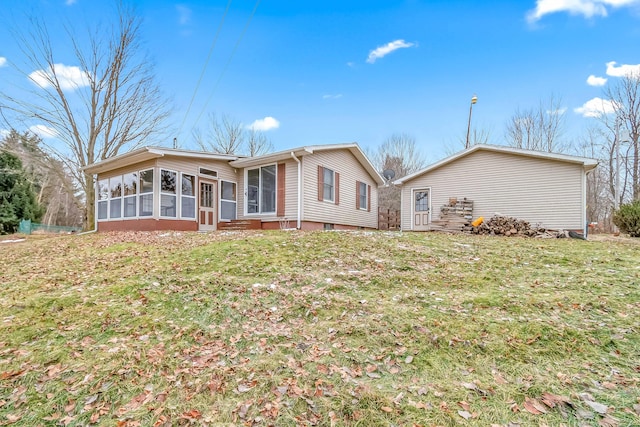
[[291, 152, 301, 229]]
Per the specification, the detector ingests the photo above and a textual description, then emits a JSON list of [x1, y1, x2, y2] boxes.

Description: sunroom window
[[97, 179, 109, 220], [123, 172, 137, 217], [160, 169, 177, 218], [109, 176, 122, 219], [181, 173, 196, 219], [199, 167, 218, 178], [139, 169, 154, 217], [221, 180, 237, 220]]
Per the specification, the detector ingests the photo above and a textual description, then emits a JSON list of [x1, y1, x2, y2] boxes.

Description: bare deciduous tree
[[576, 127, 614, 230], [246, 128, 273, 156], [505, 95, 568, 153], [194, 113, 273, 156], [194, 113, 245, 155], [371, 133, 428, 212], [451, 126, 493, 152], [605, 73, 640, 201], [1, 130, 83, 226], [1, 3, 169, 229]]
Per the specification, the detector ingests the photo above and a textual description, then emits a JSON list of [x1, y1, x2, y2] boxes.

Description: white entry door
[[412, 188, 430, 231], [199, 180, 217, 231]]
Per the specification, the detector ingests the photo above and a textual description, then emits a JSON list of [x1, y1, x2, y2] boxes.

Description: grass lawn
[[0, 230, 639, 426]]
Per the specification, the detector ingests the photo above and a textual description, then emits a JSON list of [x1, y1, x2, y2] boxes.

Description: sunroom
[[84, 147, 241, 232]]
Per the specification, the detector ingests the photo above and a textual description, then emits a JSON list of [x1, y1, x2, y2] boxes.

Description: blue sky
[[1, 0, 640, 161]]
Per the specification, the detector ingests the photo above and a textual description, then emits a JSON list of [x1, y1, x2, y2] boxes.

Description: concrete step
[[218, 219, 262, 230]]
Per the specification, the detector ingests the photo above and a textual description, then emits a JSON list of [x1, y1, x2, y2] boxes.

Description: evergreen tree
[[0, 150, 44, 234], [2, 130, 83, 227]]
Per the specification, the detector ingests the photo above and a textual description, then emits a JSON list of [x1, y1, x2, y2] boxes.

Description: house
[[83, 143, 384, 232], [394, 144, 598, 232]]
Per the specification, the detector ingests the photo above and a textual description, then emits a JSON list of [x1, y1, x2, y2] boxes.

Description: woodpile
[[472, 215, 540, 237], [471, 215, 585, 239], [430, 198, 474, 232], [424, 199, 586, 239]]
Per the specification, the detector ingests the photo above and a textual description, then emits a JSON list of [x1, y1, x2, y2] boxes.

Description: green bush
[[613, 200, 640, 237]]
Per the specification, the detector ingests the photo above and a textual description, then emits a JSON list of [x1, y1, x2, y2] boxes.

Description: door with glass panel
[[199, 180, 217, 231], [412, 188, 430, 231]]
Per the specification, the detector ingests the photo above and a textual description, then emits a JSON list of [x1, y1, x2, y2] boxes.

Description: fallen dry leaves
[[0, 230, 639, 425]]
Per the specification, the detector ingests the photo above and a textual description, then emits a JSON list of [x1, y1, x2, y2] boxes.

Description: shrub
[[613, 200, 640, 237]]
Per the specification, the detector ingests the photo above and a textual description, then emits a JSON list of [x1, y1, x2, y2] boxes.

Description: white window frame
[[108, 176, 123, 219], [138, 169, 154, 218], [199, 167, 218, 178], [97, 179, 109, 221], [323, 167, 335, 202], [245, 164, 277, 215], [220, 180, 237, 221], [122, 172, 138, 218], [180, 173, 196, 219], [96, 169, 158, 221], [159, 169, 178, 219], [358, 181, 368, 211]]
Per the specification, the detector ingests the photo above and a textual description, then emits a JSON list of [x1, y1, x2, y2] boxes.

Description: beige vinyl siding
[[400, 150, 585, 230], [284, 159, 299, 220], [302, 149, 378, 228], [155, 157, 238, 184], [237, 158, 299, 223]]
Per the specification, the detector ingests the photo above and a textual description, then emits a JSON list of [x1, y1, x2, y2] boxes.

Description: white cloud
[[66, 0, 77, 5], [29, 63, 90, 90], [547, 107, 568, 115], [0, 129, 10, 139], [527, 0, 640, 23], [176, 5, 192, 25], [346, 62, 355, 68], [605, 61, 640, 77], [587, 74, 608, 86], [29, 124, 58, 139], [0, 57, 6, 68], [322, 94, 343, 100], [248, 117, 280, 132], [366, 39, 415, 64], [574, 97, 617, 117]]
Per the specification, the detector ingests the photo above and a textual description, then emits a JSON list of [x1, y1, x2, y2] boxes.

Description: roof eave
[[394, 144, 599, 185], [82, 147, 160, 175], [229, 143, 385, 185], [83, 146, 242, 175]]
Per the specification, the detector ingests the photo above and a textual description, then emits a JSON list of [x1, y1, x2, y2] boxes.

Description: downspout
[[291, 152, 301, 229]]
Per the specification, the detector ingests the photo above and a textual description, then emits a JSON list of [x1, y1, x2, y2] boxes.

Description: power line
[[190, 0, 262, 134], [177, 0, 234, 140]]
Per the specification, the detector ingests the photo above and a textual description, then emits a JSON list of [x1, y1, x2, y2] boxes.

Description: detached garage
[[395, 144, 598, 232]]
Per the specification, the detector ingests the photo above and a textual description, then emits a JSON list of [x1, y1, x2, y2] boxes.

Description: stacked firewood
[[472, 215, 540, 237]]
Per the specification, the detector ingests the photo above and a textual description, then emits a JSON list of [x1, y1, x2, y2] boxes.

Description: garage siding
[[400, 150, 585, 230]]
